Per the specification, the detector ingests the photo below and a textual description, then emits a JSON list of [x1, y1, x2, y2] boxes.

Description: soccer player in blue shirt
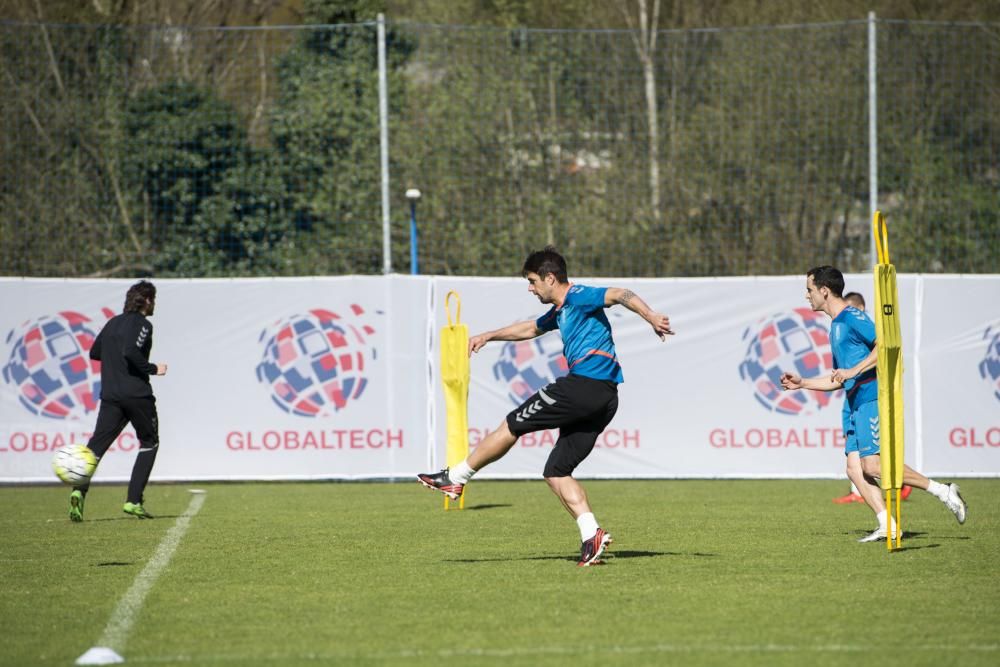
[[832, 291, 912, 505], [781, 266, 966, 542], [418, 246, 674, 565]]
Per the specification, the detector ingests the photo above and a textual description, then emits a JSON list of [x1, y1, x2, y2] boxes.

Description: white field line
[[89, 491, 206, 655], [129, 642, 1000, 663]]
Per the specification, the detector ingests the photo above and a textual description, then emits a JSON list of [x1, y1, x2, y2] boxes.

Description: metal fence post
[[378, 13, 391, 274], [868, 11, 878, 269]]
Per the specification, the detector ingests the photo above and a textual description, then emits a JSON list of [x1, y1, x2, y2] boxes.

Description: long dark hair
[[123, 280, 156, 314]]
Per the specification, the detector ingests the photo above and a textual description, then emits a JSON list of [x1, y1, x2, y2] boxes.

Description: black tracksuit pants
[[80, 397, 159, 504]]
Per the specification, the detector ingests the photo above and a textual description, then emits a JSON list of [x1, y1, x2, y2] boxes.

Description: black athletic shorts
[[505, 374, 619, 478], [86, 397, 159, 459]]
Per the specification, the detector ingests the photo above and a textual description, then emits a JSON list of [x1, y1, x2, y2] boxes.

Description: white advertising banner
[[1, 274, 997, 482], [432, 274, 920, 479], [0, 277, 431, 482], [918, 276, 1000, 474]]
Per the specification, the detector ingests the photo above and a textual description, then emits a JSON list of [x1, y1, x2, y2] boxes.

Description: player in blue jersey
[[781, 266, 966, 542], [418, 246, 674, 565], [831, 291, 912, 504], [832, 292, 869, 504]]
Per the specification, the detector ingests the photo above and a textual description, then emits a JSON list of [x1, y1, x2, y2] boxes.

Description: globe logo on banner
[[2, 309, 114, 419], [256, 306, 378, 417], [739, 308, 839, 416], [980, 325, 1000, 402], [493, 335, 568, 405]]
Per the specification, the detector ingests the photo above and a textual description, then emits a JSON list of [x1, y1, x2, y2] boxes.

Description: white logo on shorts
[[516, 399, 544, 422]]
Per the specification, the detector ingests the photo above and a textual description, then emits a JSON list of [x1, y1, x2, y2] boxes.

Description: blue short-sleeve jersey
[[830, 305, 877, 409], [536, 284, 623, 383]]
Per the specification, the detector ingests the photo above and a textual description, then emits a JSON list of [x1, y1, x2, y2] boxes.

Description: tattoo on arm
[[618, 289, 636, 306]]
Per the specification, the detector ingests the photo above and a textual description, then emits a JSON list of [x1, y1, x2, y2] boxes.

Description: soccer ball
[[52, 444, 97, 486]]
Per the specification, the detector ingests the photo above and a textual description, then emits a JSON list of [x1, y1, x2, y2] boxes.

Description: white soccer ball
[[52, 444, 97, 486]]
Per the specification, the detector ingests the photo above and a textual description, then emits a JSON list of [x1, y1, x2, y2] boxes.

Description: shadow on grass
[[463, 504, 513, 511], [846, 529, 972, 551], [850, 530, 928, 540], [890, 544, 941, 553], [96, 562, 134, 567], [615, 549, 718, 559], [445, 549, 718, 563], [87, 514, 180, 522]]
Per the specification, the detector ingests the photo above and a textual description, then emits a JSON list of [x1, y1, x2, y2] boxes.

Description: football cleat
[[416, 469, 465, 500], [69, 490, 85, 522], [944, 483, 966, 524], [833, 492, 865, 504], [858, 527, 887, 543], [578, 528, 613, 567], [900, 485, 913, 500], [123, 502, 154, 519]]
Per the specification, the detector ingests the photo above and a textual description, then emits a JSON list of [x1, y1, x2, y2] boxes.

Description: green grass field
[[3, 479, 998, 666]]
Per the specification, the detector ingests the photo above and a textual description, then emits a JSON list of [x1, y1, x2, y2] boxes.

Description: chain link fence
[[1, 18, 997, 278]]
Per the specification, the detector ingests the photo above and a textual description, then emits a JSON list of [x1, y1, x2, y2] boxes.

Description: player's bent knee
[[861, 458, 880, 477]]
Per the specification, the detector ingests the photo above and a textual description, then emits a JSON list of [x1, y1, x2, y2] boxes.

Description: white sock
[[576, 512, 599, 541], [876, 510, 898, 534], [448, 460, 476, 485], [926, 479, 948, 501], [850, 482, 860, 494]]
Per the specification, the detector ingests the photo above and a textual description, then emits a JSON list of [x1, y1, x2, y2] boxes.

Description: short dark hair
[[844, 291, 866, 309], [807, 266, 844, 298], [123, 280, 156, 314], [522, 246, 568, 283]]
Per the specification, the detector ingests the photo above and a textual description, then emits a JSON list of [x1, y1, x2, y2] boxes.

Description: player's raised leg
[[417, 418, 517, 499], [897, 465, 967, 524], [69, 402, 127, 521]]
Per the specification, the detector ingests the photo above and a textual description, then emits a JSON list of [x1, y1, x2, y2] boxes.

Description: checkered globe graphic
[[739, 308, 840, 416], [980, 325, 1000, 403], [256, 306, 377, 417], [2, 309, 113, 419], [492, 334, 568, 405]]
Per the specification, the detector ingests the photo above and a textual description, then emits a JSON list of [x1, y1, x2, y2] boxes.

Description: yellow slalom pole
[[440, 291, 470, 511], [873, 211, 905, 551]]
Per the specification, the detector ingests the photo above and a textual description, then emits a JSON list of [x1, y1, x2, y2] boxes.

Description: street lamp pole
[[406, 188, 422, 275]]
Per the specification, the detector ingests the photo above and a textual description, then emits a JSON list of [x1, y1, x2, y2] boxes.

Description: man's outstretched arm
[[780, 372, 843, 392], [604, 287, 674, 340], [468, 320, 543, 355]]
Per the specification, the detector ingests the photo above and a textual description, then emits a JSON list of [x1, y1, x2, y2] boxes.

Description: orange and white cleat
[[833, 492, 865, 504], [578, 528, 613, 567]]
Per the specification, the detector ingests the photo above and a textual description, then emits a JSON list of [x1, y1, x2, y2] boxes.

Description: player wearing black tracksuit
[[70, 280, 167, 521]]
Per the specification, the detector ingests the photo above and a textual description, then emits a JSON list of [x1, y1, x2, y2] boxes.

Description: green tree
[[269, 0, 413, 273], [124, 79, 299, 276]]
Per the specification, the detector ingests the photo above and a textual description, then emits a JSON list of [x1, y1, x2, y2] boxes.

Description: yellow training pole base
[[444, 489, 466, 511], [885, 488, 902, 551]]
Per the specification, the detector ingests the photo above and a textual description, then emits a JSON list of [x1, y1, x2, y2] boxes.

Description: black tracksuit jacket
[[89, 312, 158, 401]]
